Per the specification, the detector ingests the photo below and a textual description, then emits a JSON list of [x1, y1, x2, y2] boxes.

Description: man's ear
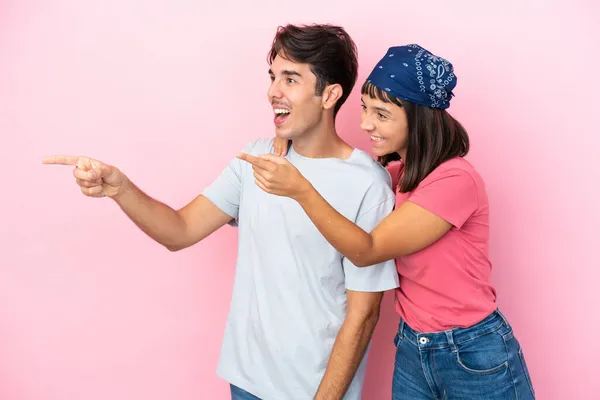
[[322, 83, 343, 111]]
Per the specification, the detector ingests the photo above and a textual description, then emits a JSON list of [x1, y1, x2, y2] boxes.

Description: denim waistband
[[398, 309, 511, 350]]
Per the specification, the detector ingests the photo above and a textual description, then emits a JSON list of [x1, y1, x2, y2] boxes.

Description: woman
[[237, 44, 535, 399]]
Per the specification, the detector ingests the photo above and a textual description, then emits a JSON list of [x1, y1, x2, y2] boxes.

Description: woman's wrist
[[293, 179, 317, 205]]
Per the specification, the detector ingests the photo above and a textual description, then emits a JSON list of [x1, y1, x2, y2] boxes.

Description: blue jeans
[[230, 384, 261, 400], [392, 309, 535, 399]]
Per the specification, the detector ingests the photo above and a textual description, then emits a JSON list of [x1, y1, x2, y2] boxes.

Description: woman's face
[[360, 94, 409, 158]]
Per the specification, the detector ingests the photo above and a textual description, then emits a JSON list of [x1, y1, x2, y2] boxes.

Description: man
[[43, 24, 399, 400]]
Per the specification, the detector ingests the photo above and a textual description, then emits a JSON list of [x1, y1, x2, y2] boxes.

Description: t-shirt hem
[[345, 281, 399, 292], [217, 369, 287, 400], [396, 303, 498, 333], [202, 191, 238, 220]]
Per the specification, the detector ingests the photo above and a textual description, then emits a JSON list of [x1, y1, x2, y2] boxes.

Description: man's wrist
[[111, 174, 132, 203]]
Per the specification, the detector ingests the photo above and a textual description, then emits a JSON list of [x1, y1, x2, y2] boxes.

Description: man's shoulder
[[241, 137, 276, 155], [337, 149, 396, 217], [347, 149, 393, 190]]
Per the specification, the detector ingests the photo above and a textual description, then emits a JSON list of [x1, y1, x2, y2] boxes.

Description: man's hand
[[42, 154, 232, 251], [42, 155, 127, 199]]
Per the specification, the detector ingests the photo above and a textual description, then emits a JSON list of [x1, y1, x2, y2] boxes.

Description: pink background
[[2, 0, 598, 399]]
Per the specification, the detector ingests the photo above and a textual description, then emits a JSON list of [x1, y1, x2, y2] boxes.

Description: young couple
[[44, 24, 535, 400]]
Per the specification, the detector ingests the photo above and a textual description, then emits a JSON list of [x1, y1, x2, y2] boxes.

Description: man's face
[[268, 54, 324, 139]]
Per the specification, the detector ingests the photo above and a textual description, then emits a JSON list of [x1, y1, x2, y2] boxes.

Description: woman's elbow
[[350, 254, 375, 268], [348, 238, 378, 267], [351, 249, 397, 267]]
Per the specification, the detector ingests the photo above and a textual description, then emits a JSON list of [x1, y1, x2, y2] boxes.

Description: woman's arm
[[296, 185, 451, 266], [236, 152, 453, 266]]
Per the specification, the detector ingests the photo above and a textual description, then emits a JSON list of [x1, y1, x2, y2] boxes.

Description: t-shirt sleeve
[[201, 139, 271, 226], [407, 168, 478, 229], [343, 186, 400, 292], [202, 156, 243, 221]]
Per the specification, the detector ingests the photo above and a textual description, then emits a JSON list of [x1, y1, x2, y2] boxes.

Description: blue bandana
[[366, 44, 457, 109]]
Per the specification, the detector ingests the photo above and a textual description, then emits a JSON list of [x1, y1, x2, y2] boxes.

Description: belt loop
[[399, 319, 405, 338], [445, 330, 457, 353], [496, 308, 510, 327]]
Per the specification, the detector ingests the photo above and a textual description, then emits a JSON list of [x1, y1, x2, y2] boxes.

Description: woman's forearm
[[296, 187, 376, 267]]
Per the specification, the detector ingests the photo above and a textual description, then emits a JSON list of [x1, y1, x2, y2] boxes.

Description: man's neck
[[291, 119, 354, 160]]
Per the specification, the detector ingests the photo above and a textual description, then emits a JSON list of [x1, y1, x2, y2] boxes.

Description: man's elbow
[[165, 239, 195, 252], [365, 307, 381, 326], [347, 306, 381, 329], [164, 238, 192, 252], [166, 244, 184, 252], [164, 220, 198, 252]]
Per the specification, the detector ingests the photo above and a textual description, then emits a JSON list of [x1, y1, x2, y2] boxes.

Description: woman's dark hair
[[268, 24, 358, 117], [361, 81, 470, 193]]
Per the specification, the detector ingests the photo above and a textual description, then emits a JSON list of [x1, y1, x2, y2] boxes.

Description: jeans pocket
[[518, 347, 536, 397], [454, 331, 509, 375]]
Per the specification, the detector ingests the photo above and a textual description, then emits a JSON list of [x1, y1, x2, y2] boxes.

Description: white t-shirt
[[202, 138, 399, 400]]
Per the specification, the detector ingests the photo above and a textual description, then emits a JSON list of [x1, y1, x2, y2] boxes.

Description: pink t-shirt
[[387, 158, 497, 332]]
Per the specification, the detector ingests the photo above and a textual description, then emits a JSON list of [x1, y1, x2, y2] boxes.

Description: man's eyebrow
[[268, 69, 302, 78], [282, 69, 301, 77]]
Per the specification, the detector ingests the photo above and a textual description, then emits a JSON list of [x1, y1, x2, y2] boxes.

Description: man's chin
[[274, 128, 295, 140]]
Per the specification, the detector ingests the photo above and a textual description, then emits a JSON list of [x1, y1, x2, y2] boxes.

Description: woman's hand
[[272, 137, 291, 156], [236, 152, 312, 200]]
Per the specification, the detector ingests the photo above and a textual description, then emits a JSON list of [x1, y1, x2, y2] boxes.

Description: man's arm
[[43, 155, 234, 251], [312, 180, 398, 399], [114, 181, 232, 251], [314, 290, 383, 400]]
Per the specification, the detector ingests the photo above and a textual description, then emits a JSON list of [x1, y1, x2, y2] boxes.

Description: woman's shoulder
[[430, 157, 483, 183], [387, 157, 485, 195], [413, 157, 487, 204]]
